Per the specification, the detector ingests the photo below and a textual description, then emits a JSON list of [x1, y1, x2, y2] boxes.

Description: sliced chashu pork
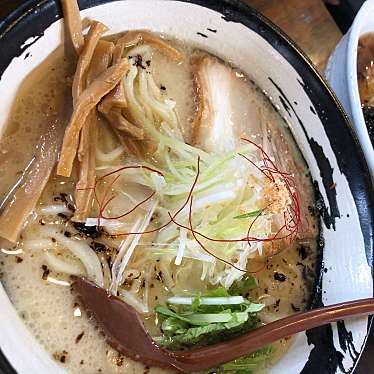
[[192, 55, 265, 153], [192, 55, 318, 244]]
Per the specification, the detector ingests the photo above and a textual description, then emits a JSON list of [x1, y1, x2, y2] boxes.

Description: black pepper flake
[[39, 219, 46, 226], [53, 350, 68, 364], [274, 272, 286, 282], [160, 85, 166, 91], [75, 332, 85, 344], [51, 237, 56, 243], [291, 303, 300, 312], [122, 279, 133, 287], [57, 213, 68, 220], [307, 205, 316, 217], [54, 193, 68, 204], [297, 245, 309, 260], [54, 194, 75, 213], [275, 299, 280, 308], [72, 222, 100, 239], [64, 231, 71, 238], [15, 256, 23, 263], [80, 360, 84, 365], [146, 60, 151, 67], [114, 355, 124, 366], [133, 55, 146, 69], [41, 265, 50, 280], [90, 242, 107, 252]]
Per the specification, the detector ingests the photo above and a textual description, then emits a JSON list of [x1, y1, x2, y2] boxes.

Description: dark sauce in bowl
[[357, 33, 374, 145]]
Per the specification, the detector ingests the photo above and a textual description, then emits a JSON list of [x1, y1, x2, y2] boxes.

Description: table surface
[[0, 0, 343, 72], [0, 0, 371, 373], [249, 0, 342, 72]]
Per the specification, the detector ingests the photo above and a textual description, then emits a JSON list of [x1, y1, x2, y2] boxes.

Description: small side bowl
[[326, 0, 374, 180]]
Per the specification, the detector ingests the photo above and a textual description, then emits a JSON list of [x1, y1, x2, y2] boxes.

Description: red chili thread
[[240, 137, 301, 241], [82, 139, 301, 270], [169, 202, 267, 274], [77, 165, 164, 227], [100, 192, 156, 220], [97, 165, 164, 181], [187, 196, 247, 273], [107, 156, 201, 237], [97, 174, 121, 226]]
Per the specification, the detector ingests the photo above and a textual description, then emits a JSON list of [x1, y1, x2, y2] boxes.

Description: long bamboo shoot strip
[[0, 116, 66, 242], [61, 0, 84, 55], [72, 21, 108, 105], [57, 59, 131, 177], [74, 41, 115, 222], [116, 31, 184, 63]]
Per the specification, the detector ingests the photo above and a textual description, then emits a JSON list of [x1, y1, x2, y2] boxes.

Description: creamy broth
[[0, 29, 319, 374]]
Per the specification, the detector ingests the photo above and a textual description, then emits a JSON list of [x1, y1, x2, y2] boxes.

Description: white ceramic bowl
[[0, 1, 373, 374], [326, 0, 374, 180]]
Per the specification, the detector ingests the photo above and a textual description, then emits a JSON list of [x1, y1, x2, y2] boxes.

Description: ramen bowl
[[0, 1, 373, 373]]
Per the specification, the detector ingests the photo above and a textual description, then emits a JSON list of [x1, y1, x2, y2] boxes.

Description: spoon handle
[[173, 298, 374, 372]]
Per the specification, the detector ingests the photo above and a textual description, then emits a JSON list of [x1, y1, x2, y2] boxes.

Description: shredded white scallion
[[167, 296, 245, 305], [175, 228, 187, 266], [45, 252, 83, 276]]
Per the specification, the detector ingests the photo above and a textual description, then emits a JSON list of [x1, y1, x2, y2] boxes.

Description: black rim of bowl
[[0, 1, 373, 373]]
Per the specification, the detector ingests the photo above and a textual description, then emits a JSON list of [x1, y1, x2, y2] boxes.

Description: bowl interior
[[0, 1, 373, 374], [347, 0, 374, 177]]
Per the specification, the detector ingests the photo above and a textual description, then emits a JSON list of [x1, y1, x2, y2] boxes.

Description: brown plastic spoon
[[72, 276, 374, 373]]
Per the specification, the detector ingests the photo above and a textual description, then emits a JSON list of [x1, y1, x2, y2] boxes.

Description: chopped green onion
[[233, 209, 262, 220]]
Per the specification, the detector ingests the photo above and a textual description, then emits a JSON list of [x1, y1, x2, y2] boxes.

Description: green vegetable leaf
[[155, 317, 258, 351], [191, 295, 201, 312], [155, 286, 265, 362], [233, 209, 262, 220], [229, 275, 258, 296], [155, 306, 191, 323], [222, 346, 273, 372], [161, 317, 189, 335], [204, 287, 231, 298]]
